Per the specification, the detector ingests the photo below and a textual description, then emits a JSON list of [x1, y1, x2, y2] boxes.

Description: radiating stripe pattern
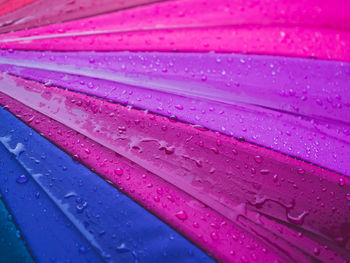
[[0, 1, 349, 263]]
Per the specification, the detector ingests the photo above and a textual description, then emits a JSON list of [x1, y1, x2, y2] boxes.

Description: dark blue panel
[[0, 196, 35, 263], [0, 106, 214, 263]]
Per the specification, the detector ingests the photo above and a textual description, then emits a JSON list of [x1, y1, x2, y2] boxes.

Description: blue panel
[[0, 196, 35, 263], [0, 106, 214, 263]]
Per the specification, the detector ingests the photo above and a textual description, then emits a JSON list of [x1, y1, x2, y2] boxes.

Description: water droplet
[[260, 169, 270, 175], [76, 201, 88, 213], [175, 104, 184, 110], [273, 174, 278, 182], [116, 243, 130, 253], [175, 210, 188, 221], [254, 156, 263, 164], [346, 193, 350, 201], [79, 246, 88, 254], [287, 210, 308, 225], [114, 168, 123, 176], [211, 147, 219, 154], [241, 256, 249, 262], [297, 168, 305, 175], [339, 178, 345, 186], [16, 174, 28, 184], [210, 232, 219, 240], [210, 223, 220, 229], [156, 188, 163, 195]]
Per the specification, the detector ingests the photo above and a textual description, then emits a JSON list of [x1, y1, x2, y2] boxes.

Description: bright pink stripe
[[1, 73, 349, 262], [3, 0, 350, 38], [1, 26, 349, 61], [1, 0, 350, 37], [0, 0, 349, 60]]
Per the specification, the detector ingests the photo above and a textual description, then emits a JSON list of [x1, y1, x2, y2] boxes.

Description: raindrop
[[16, 174, 28, 184], [254, 156, 263, 164], [116, 243, 130, 253], [175, 210, 188, 221], [175, 104, 184, 110], [260, 169, 270, 175], [114, 168, 124, 176], [210, 232, 219, 240], [346, 193, 350, 201], [79, 246, 88, 254], [297, 168, 305, 175]]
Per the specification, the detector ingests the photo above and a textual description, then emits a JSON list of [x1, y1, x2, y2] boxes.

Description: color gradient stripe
[[0, 0, 349, 262]]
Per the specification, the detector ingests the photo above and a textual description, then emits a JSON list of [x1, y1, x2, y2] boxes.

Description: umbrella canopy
[[0, 0, 349, 262]]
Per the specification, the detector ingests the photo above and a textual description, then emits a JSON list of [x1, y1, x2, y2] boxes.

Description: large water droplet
[[114, 168, 124, 176], [210, 232, 219, 240], [16, 174, 28, 184], [175, 210, 188, 221], [254, 156, 263, 164], [297, 168, 305, 175]]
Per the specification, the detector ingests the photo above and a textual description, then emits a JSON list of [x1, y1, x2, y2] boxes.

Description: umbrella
[[0, 1, 349, 262]]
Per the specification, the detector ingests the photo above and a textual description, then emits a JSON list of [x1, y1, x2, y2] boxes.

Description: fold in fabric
[[1, 74, 350, 262], [0, 106, 214, 263], [0, 0, 162, 34], [0, 0, 349, 60], [0, 197, 34, 263], [0, 50, 349, 176]]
